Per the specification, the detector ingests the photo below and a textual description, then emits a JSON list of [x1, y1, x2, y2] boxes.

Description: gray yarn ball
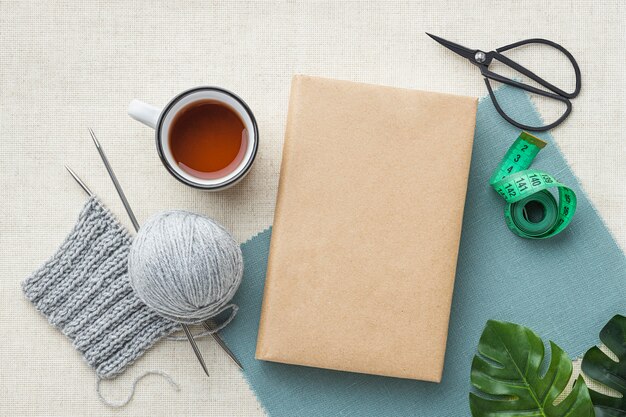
[[128, 210, 243, 324]]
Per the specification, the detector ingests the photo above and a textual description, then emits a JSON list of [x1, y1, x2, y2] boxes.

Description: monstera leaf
[[581, 315, 626, 417], [470, 320, 594, 417]]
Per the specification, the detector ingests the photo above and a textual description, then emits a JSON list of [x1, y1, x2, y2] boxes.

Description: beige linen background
[[1, 1, 624, 416]]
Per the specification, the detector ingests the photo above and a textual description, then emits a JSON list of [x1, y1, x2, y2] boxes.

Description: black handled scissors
[[427, 33, 581, 132]]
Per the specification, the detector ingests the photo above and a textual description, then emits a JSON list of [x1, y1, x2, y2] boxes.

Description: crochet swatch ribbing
[[22, 197, 179, 379]]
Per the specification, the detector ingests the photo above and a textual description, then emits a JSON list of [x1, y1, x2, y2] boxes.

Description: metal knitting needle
[[86, 129, 208, 378], [87, 129, 243, 371], [202, 320, 243, 370], [67, 162, 244, 373], [65, 165, 211, 378], [88, 129, 243, 373], [88, 128, 140, 231], [65, 165, 93, 196]]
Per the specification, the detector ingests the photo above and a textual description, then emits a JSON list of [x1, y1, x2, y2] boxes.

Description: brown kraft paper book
[[256, 75, 477, 382]]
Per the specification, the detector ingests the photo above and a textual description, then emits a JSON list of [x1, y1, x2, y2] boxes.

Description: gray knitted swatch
[[22, 196, 179, 379]]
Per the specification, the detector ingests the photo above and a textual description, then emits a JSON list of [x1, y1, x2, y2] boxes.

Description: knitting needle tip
[[182, 324, 210, 378], [88, 128, 100, 147], [88, 129, 141, 231], [203, 321, 244, 370], [65, 165, 94, 197]]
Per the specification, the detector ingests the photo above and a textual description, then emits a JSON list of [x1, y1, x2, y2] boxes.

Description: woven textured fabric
[[22, 197, 179, 379], [219, 87, 626, 416]]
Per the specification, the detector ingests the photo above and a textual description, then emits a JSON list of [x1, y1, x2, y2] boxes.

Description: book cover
[[256, 75, 477, 382]]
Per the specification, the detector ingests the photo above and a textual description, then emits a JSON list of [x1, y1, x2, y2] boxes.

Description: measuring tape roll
[[489, 132, 577, 239]]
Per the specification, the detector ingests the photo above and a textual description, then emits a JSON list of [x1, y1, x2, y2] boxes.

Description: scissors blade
[[426, 33, 477, 61]]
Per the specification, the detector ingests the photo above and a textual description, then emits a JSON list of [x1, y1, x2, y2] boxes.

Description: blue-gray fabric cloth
[[221, 86, 626, 416]]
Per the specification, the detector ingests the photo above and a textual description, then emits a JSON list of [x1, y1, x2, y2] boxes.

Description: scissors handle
[[479, 38, 581, 131], [484, 78, 572, 132], [481, 67, 570, 101], [493, 38, 582, 99]]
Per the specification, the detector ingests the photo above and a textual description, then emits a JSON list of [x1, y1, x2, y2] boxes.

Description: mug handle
[[128, 100, 161, 129]]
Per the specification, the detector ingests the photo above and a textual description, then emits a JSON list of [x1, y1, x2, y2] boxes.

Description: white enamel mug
[[128, 86, 258, 190]]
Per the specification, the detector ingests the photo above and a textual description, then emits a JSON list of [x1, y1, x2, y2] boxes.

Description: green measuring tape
[[490, 132, 577, 239]]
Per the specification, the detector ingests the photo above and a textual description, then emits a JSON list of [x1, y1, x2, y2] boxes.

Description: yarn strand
[[96, 371, 180, 408], [166, 304, 239, 341]]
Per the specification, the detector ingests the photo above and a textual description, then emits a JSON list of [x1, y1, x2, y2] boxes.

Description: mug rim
[[155, 86, 259, 190]]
